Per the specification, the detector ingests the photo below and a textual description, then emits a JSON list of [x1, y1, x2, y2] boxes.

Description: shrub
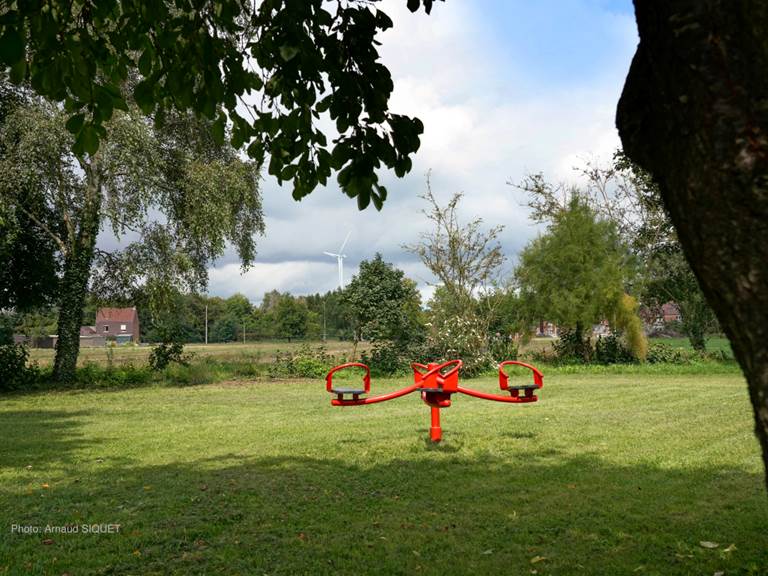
[[361, 340, 415, 376], [646, 342, 690, 364], [552, 328, 594, 364], [269, 344, 338, 379], [422, 315, 494, 378], [162, 362, 215, 386], [488, 334, 519, 363], [594, 334, 636, 365], [74, 362, 152, 388], [0, 343, 39, 392], [149, 342, 191, 371]]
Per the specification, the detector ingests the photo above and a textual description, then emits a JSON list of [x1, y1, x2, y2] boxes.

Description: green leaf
[[212, 116, 225, 144], [134, 80, 156, 115], [356, 188, 371, 210], [8, 58, 26, 84], [73, 124, 100, 157], [281, 164, 297, 180], [279, 45, 300, 62], [65, 113, 86, 134], [138, 47, 154, 76], [0, 28, 24, 65]]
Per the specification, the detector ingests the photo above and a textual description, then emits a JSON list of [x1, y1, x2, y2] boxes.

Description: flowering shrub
[[422, 314, 494, 377]]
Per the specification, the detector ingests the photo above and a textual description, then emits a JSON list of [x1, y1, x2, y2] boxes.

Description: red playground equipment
[[325, 359, 543, 442]]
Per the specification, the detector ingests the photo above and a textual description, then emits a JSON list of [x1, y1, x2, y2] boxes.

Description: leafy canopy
[[0, 0, 441, 210], [344, 253, 422, 343], [515, 196, 629, 330]]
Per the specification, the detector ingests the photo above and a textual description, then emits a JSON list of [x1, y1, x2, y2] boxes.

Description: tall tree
[[344, 253, 422, 349], [517, 153, 719, 351], [404, 175, 505, 327], [515, 196, 645, 360], [0, 95, 264, 381], [616, 1, 768, 484]]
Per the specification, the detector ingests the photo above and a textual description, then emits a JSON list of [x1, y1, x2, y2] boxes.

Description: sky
[[201, 0, 639, 304]]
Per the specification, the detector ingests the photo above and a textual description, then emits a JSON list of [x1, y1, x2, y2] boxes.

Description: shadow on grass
[[0, 410, 98, 468], [0, 414, 766, 576]]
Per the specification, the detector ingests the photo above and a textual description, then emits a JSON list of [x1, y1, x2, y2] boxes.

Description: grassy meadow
[[26, 340, 363, 368], [1, 371, 766, 575]]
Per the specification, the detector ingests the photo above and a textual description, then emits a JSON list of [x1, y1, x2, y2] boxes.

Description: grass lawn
[[1, 373, 766, 575], [27, 340, 362, 368]]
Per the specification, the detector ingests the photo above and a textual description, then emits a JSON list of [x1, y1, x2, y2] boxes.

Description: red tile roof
[[96, 307, 137, 322]]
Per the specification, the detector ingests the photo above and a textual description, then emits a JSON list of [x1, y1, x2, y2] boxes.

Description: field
[[1, 372, 766, 575], [25, 336, 734, 369], [26, 340, 363, 368]]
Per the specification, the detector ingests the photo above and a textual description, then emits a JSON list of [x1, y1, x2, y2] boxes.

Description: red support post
[[430, 406, 442, 443]]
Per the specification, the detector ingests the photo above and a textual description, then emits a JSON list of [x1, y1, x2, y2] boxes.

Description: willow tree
[[0, 92, 264, 382]]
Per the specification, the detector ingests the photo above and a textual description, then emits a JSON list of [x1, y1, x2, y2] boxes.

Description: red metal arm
[[498, 360, 544, 390], [325, 362, 371, 394], [331, 382, 421, 406], [456, 385, 539, 403]]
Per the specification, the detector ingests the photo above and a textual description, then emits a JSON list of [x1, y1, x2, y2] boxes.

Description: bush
[[149, 342, 191, 371], [74, 362, 153, 388], [269, 344, 338, 379], [361, 340, 417, 376], [552, 328, 594, 364], [594, 334, 636, 365], [489, 334, 519, 363], [422, 315, 495, 378], [646, 342, 693, 364], [0, 343, 39, 391]]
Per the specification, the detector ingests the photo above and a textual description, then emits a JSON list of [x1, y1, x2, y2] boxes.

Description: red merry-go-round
[[324, 359, 543, 442]]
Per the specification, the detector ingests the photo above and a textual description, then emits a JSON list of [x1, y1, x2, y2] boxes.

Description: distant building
[[661, 302, 682, 323], [94, 307, 140, 344]]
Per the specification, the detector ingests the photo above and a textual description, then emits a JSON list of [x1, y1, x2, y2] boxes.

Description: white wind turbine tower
[[324, 231, 352, 290]]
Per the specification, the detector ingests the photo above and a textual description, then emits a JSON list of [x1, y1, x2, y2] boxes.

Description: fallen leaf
[[700, 541, 719, 549], [481, 549, 493, 555], [714, 572, 724, 576], [199, 484, 208, 492], [25, 465, 32, 470], [530, 556, 547, 564], [42, 539, 54, 545], [41, 483, 50, 489], [723, 544, 737, 553], [132, 549, 141, 557], [297, 533, 307, 542], [143, 485, 152, 491]]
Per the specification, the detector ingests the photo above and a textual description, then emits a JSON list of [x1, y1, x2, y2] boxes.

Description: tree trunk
[[617, 1, 768, 487], [52, 167, 101, 383]]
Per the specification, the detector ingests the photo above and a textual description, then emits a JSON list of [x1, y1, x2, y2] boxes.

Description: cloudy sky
[[207, 0, 639, 304]]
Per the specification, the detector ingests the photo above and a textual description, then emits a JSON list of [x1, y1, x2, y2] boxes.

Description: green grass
[[1, 373, 766, 575], [27, 340, 363, 368], [651, 336, 734, 355]]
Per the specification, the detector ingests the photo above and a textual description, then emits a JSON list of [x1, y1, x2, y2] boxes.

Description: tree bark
[[52, 166, 101, 383], [617, 1, 768, 487]]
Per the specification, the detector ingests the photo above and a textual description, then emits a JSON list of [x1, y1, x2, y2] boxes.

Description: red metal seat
[[498, 361, 543, 399], [326, 362, 371, 402]]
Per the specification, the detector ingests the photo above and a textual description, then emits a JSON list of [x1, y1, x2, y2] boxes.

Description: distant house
[[661, 302, 682, 323], [94, 307, 140, 344], [79, 325, 106, 347]]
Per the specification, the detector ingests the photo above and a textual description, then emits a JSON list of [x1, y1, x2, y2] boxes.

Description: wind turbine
[[324, 230, 351, 290]]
